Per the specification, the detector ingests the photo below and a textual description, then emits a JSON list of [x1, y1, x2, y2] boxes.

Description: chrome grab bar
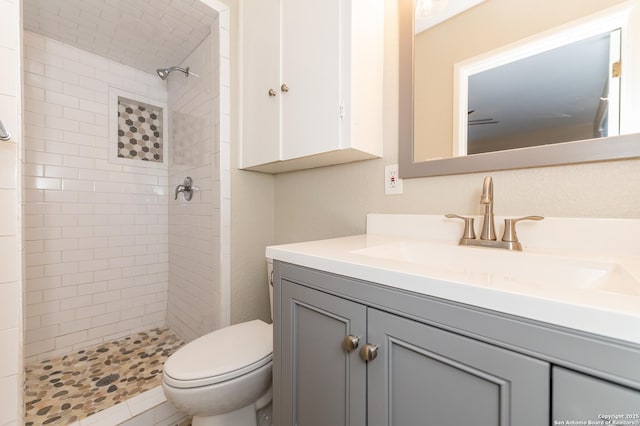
[[0, 120, 10, 141]]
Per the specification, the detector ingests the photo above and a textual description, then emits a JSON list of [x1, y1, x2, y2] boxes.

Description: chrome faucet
[[479, 176, 496, 241], [174, 177, 194, 201], [446, 176, 543, 251]]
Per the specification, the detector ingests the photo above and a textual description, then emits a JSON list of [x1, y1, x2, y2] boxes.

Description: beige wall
[[274, 0, 640, 245], [227, 0, 276, 324], [229, 0, 639, 323]]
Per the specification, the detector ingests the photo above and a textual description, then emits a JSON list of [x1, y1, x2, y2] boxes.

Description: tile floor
[[24, 328, 184, 425]]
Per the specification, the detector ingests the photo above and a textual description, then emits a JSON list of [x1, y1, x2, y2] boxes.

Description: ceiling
[[23, 0, 217, 75], [415, 0, 486, 34]]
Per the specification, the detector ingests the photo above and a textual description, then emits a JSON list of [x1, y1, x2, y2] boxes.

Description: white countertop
[[266, 214, 640, 345]]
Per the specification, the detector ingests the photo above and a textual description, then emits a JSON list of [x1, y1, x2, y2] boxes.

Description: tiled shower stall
[[167, 32, 228, 342], [22, 31, 173, 361], [15, 0, 231, 423]]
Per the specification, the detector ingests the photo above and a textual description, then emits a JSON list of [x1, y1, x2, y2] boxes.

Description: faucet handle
[[502, 216, 544, 243], [445, 214, 476, 241], [174, 177, 194, 201]]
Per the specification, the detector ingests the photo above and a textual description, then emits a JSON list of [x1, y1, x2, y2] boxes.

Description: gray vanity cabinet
[[279, 279, 367, 426], [277, 275, 548, 426], [366, 308, 549, 425], [273, 261, 640, 426], [552, 367, 640, 423]]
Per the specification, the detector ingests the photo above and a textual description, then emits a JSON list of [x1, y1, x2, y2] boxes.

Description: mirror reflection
[[409, 0, 640, 170], [465, 30, 619, 155]]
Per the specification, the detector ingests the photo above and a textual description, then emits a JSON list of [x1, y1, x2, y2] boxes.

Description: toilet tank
[[267, 259, 273, 321]]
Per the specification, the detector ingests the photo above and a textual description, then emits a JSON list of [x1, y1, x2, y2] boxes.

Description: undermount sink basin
[[350, 241, 640, 297]]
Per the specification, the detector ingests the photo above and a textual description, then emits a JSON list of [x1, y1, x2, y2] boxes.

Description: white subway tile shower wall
[[167, 30, 223, 342], [23, 31, 170, 361], [0, 0, 22, 423], [217, 8, 232, 328]]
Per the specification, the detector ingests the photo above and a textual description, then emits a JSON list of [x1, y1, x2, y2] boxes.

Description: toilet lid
[[163, 320, 273, 388]]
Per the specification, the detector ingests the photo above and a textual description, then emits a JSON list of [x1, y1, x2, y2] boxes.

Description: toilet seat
[[163, 320, 273, 389]]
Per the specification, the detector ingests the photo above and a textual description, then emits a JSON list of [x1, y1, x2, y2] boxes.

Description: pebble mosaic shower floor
[[24, 328, 185, 425]]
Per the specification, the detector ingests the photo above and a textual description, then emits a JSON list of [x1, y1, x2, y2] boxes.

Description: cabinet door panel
[[241, 0, 281, 167], [280, 0, 342, 160], [367, 309, 549, 426], [280, 281, 366, 426], [553, 367, 640, 423]]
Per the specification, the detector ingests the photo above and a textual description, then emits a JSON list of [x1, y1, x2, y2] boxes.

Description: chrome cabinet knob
[[268, 88, 277, 97], [359, 344, 379, 362], [342, 335, 360, 353], [280, 83, 289, 93]]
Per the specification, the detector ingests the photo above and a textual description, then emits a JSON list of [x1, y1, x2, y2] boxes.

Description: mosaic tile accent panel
[[24, 328, 184, 425], [117, 97, 164, 162]]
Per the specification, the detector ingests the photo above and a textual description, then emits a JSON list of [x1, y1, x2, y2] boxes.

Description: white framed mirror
[[399, 0, 640, 178]]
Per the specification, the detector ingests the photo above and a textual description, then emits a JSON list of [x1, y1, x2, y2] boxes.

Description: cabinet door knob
[[342, 335, 360, 353], [280, 83, 289, 93], [268, 88, 277, 97], [359, 344, 379, 362]]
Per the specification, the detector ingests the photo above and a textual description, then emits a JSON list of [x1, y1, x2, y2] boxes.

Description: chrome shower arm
[[156, 66, 199, 80]]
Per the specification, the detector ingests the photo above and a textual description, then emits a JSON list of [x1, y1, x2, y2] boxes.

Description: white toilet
[[162, 261, 274, 426]]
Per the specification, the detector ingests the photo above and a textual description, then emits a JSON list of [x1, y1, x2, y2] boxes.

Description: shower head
[[156, 67, 175, 80], [156, 66, 199, 80]]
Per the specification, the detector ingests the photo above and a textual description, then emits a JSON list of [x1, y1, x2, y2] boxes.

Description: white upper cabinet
[[240, 0, 384, 173]]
